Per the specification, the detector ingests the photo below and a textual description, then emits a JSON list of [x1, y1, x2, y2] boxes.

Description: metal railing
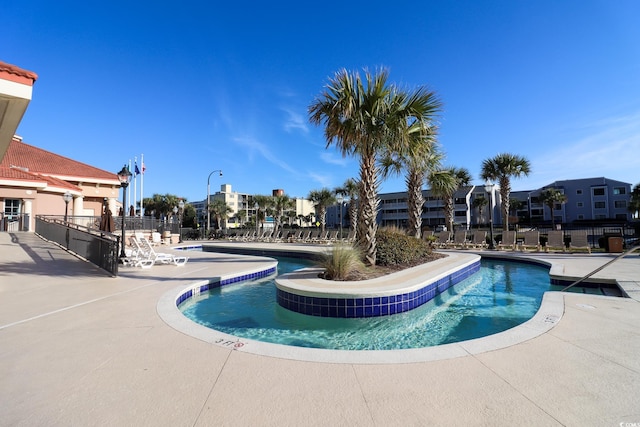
[[35, 216, 120, 276]]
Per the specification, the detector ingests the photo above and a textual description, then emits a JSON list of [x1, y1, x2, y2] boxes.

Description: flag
[[141, 162, 146, 174], [134, 163, 141, 176]]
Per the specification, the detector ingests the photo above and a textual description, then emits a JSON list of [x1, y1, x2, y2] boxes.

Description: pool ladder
[[561, 245, 640, 292]]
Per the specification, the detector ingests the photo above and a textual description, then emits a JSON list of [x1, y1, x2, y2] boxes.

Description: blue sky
[[4, 1, 639, 204]]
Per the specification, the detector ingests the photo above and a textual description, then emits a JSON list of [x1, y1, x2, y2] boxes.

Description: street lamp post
[[62, 191, 73, 222], [178, 200, 184, 243], [117, 165, 132, 259], [206, 170, 223, 238], [254, 202, 259, 237], [484, 182, 495, 250], [337, 195, 343, 239]]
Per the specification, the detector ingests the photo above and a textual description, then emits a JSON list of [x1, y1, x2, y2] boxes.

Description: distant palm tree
[[209, 199, 232, 231], [428, 167, 472, 232], [380, 126, 442, 238], [272, 194, 294, 236], [235, 210, 247, 227], [539, 188, 567, 229], [309, 67, 442, 265], [472, 196, 488, 225], [308, 188, 336, 233], [334, 178, 359, 238], [252, 195, 273, 232], [480, 153, 532, 231]]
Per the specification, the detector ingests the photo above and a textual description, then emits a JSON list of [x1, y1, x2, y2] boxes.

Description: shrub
[[319, 244, 364, 281], [376, 226, 432, 266]]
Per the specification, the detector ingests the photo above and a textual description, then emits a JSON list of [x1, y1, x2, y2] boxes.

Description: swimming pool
[[178, 257, 553, 350]]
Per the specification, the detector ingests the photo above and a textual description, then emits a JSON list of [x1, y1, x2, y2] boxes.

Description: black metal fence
[[35, 216, 120, 276]]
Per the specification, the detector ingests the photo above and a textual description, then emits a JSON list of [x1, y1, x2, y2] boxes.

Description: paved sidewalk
[[1, 232, 639, 426]]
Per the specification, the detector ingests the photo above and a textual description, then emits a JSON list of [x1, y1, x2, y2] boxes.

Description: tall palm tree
[[209, 199, 232, 231], [472, 196, 488, 225], [539, 188, 567, 229], [480, 153, 532, 231], [308, 188, 336, 233], [272, 194, 294, 236], [252, 195, 273, 232], [309, 67, 442, 265], [334, 178, 359, 238], [380, 126, 442, 238], [428, 167, 472, 232]]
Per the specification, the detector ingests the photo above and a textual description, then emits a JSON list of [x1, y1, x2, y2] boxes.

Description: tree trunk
[[406, 169, 424, 238], [357, 153, 379, 266]]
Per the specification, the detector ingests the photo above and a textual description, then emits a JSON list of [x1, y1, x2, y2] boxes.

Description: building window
[[594, 201, 606, 209], [454, 210, 466, 217], [577, 214, 584, 220], [615, 213, 628, 220], [3, 199, 20, 218], [576, 202, 583, 208], [613, 187, 626, 195], [454, 197, 466, 205], [593, 188, 605, 196], [576, 189, 583, 195], [614, 200, 627, 209]]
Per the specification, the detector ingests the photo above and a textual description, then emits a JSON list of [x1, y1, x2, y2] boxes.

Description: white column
[[73, 195, 84, 225], [22, 199, 33, 231]]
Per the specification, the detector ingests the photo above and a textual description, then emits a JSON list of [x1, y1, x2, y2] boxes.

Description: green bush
[[319, 244, 364, 281], [376, 227, 432, 266]]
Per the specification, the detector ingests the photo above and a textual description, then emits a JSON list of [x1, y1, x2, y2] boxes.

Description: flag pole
[[134, 156, 138, 217], [128, 159, 132, 216], [140, 153, 144, 217]]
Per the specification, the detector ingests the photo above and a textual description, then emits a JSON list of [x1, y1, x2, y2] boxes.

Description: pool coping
[[158, 246, 568, 364]]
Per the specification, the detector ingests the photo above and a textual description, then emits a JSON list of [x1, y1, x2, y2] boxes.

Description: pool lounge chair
[[466, 230, 488, 249], [131, 236, 188, 266], [446, 230, 468, 249], [545, 230, 566, 253], [569, 230, 591, 254], [519, 230, 541, 252], [434, 232, 451, 248], [497, 231, 516, 251]]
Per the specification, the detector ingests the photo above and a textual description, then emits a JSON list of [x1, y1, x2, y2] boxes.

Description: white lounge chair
[[446, 230, 468, 249], [519, 231, 541, 252], [545, 230, 566, 252], [131, 236, 188, 266], [497, 231, 516, 251], [569, 230, 591, 254], [466, 230, 488, 249]]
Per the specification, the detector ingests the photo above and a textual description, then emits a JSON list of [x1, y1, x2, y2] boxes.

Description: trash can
[[162, 230, 172, 245], [607, 237, 623, 253]]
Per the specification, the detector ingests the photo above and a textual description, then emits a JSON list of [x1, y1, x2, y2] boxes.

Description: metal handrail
[[560, 245, 640, 292]]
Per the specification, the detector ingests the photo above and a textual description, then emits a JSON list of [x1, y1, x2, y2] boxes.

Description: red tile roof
[[0, 60, 38, 85], [1, 137, 118, 182], [0, 166, 80, 192]]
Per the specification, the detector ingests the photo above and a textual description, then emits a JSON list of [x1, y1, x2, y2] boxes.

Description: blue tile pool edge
[[275, 259, 481, 318]]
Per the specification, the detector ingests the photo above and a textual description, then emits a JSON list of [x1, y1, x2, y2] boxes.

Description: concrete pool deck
[[1, 232, 639, 426]]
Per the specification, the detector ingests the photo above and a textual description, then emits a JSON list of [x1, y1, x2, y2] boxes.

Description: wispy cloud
[[307, 171, 334, 189], [281, 107, 309, 134], [527, 110, 640, 189], [320, 151, 350, 166], [233, 136, 298, 175]]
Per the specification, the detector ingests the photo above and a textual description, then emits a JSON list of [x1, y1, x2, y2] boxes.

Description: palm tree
[[428, 167, 472, 232], [235, 210, 247, 227], [334, 178, 359, 238], [209, 199, 232, 231], [252, 195, 273, 233], [308, 188, 336, 233], [309, 67, 442, 265], [143, 193, 184, 220], [539, 188, 568, 229], [272, 194, 294, 236], [472, 196, 488, 225], [480, 153, 532, 231], [380, 126, 443, 238]]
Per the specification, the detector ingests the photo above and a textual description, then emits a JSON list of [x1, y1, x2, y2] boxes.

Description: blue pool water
[[179, 257, 552, 350]]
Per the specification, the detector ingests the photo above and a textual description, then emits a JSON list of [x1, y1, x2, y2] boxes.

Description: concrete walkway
[[1, 232, 639, 426]]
